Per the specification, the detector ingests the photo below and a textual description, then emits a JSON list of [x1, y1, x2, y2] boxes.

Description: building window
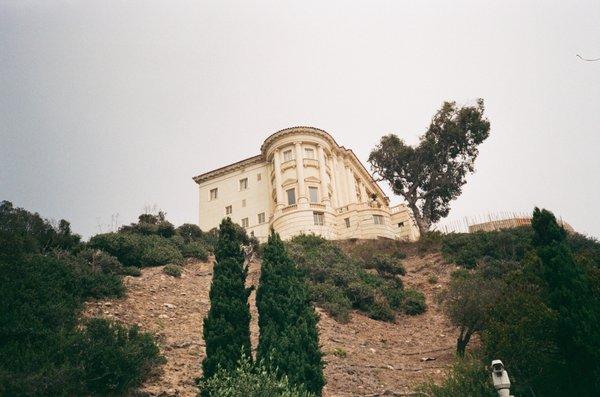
[[258, 212, 265, 224], [345, 218, 350, 228], [286, 188, 296, 205], [283, 149, 293, 162], [225, 205, 232, 215], [304, 147, 315, 159], [239, 178, 248, 191], [257, 173, 261, 181], [210, 188, 218, 200], [242, 199, 246, 207], [309, 186, 319, 203], [373, 215, 384, 225], [398, 222, 405, 228], [313, 212, 324, 226], [241, 218, 249, 228]]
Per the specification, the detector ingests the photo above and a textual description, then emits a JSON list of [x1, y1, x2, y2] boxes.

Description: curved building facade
[[193, 127, 419, 242]]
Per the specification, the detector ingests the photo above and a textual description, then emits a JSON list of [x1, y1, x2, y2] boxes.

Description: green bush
[[122, 266, 142, 277], [418, 357, 495, 397], [198, 356, 314, 397], [176, 223, 203, 243], [0, 255, 160, 396], [89, 233, 183, 267], [308, 283, 352, 322], [163, 264, 183, 277], [441, 227, 533, 268], [287, 234, 425, 322], [182, 242, 209, 261], [0, 200, 82, 260], [77, 248, 123, 274], [75, 318, 165, 395], [141, 242, 183, 266], [365, 254, 406, 277], [403, 288, 427, 315]]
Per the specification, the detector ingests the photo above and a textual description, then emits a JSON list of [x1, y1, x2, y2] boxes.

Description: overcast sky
[[1, 0, 599, 239]]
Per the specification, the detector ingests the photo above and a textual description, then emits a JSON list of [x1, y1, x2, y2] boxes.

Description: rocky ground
[[83, 251, 459, 396]]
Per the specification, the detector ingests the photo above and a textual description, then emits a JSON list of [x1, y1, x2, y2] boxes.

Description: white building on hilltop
[[193, 127, 419, 242]]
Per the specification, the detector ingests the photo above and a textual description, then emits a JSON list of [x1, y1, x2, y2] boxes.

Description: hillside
[[84, 244, 460, 397]]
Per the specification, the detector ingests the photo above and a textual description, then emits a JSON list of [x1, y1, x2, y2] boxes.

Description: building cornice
[[192, 126, 390, 204], [192, 155, 264, 184]]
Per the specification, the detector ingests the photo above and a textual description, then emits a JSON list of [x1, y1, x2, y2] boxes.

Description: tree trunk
[[456, 329, 473, 357], [407, 201, 429, 238]]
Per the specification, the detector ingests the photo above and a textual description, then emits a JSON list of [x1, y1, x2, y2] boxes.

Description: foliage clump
[[198, 356, 314, 397], [163, 264, 183, 277], [89, 232, 183, 267], [287, 234, 426, 322], [435, 208, 600, 396], [0, 202, 163, 396]]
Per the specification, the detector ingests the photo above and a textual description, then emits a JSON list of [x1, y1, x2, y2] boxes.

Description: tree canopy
[[368, 100, 490, 235]]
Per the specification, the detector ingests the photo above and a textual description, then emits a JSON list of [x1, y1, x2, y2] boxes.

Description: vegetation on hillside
[[287, 234, 426, 322], [428, 208, 600, 396], [88, 213, 214, 267], [369, 99, 491, 235], [0, 201, 164, 396], [198, 356, 315, 397], [257, 231, 324, 395], [201, 218, 253, 384]]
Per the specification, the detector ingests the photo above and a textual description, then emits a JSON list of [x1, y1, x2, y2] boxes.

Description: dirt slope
[[83, 252, 459, 396]]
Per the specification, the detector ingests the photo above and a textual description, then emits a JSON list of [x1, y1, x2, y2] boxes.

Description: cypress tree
[[531, 208, 600, 395], [256, 230, 324, 395], [201, 218, 252, 381]]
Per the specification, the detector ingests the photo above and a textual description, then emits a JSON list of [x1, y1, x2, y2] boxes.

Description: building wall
[[194, 127, 420, 242], [198, 161, 271, 241]]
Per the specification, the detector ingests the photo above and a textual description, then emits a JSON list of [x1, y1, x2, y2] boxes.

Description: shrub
[[441, 227, 533, 268], [89, 233, 183, 267], [288, 234, 425, 322], [76, 318, 165, 395], [198, 356, 314, 397], [366, 254, 406, 277], [418, 356, 495, 397], [77, 248, 123, 274], [163, 264, 182, 277], [0, 255, 160, 396], [0, 200, 82, 260], [403, 288, 427, 315], [366, 295, 396, 321], [122, 266, 142, 277], [182, 242, 209, 261], [176, 223, 203, 243], [428, 274, 438, 284], [88, 233, 143, 267], [308, 283, 352, 322], [141, 242, 183, 266]]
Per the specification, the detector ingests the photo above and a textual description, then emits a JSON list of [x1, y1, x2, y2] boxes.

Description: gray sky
[[1, 0, 599, 239]]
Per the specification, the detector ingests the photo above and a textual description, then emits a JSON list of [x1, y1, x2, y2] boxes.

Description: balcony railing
[[310, 203, 326, 210], [282, 204, 298, 213]]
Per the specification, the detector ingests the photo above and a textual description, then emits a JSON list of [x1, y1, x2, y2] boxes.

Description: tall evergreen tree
[[201, 218, 252, 382], [530, 208, 600, 395], [256, 230, 324, 395]]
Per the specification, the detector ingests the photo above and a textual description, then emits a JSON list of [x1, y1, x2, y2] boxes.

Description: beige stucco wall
[[194, 127, 420, 243]]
